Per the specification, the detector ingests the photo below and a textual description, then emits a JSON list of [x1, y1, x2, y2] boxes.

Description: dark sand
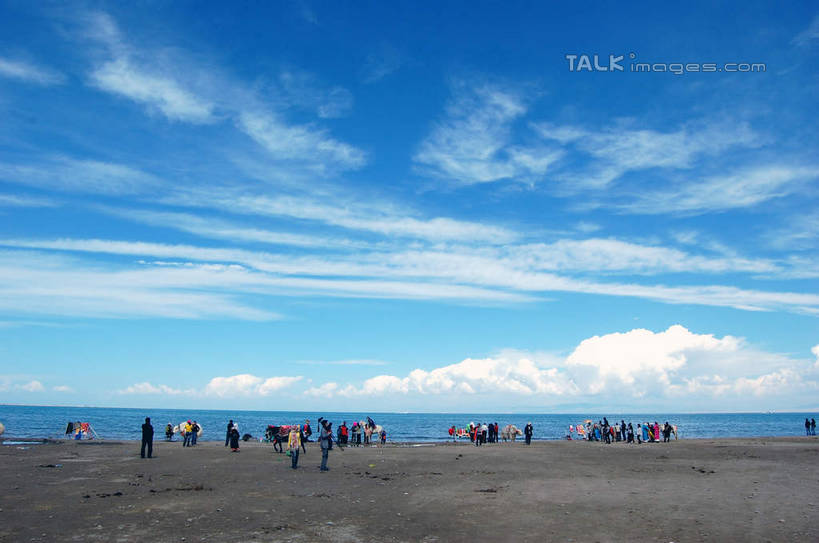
[[1, 437, 817, 542]]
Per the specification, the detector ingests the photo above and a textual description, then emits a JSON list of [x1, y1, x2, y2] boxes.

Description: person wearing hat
[[524, 422, 534, 445], [141, 417, 153, 458]]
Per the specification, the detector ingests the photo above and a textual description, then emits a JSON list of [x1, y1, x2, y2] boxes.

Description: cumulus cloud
[[308, 326, 819, 408], [565, 325, 740, 392], [203, 374, 302, 397], [16, 380, 45, 392], [52, 385, 74, 393], [337, 353, 577, 398]]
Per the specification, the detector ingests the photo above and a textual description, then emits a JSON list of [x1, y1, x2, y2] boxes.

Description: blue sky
[[0, 2, 818, 412]]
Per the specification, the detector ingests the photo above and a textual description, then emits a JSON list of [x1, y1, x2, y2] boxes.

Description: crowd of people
[[571, 418, 676, 444]]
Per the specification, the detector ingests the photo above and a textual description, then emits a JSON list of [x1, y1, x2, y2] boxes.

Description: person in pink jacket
[[653, 422, 660, 443]]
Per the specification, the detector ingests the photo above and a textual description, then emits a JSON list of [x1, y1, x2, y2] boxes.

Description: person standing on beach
[[191, 421, 199, 446], [303, 420, 312, 442], [524, 422, 533, 445], [318, 418, 333, 471], [229, 427, 240, 452], [288, 425, 301, 469], [811, 418, 816, 436], [141, 417, 153, 458], [806, 418, 811, 436], [225, 420, 234, 447], [183, 420, 192, 447]]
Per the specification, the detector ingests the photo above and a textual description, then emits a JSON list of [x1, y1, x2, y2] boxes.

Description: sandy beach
[[1, 436, 817, 542]]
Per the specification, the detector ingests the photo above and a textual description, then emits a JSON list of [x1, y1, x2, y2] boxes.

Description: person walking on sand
[[288, 425, 301, 469], [524, 422, 533, 445], [225, 420, 234, 447], [229, 427, 240, 452], [141, 417, 153, 458]]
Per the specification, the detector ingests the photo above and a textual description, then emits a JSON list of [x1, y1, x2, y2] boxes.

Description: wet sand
[[1, 436, 817, 542]]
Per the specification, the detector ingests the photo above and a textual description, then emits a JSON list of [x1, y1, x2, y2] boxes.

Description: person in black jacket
[[141, 417, 154, 459], [524, 422, 533, 445], [225, 420, 234, 447], [229, 427, 240, 452]]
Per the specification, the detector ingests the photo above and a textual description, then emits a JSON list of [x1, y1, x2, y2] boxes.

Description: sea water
[[0, 405, 814, 442]]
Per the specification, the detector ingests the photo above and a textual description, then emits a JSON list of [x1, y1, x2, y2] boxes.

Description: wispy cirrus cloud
[[91, 57, 216, 123], [163, 189, 519, 244], [0, 56, 66, 85], [81, 11, 365, 172], [414, 81, 562, 185], [533, 119, 760, 189], [0, 156, 161, 195], [608, 165, 819, 215], [4, 237, 818, 315]]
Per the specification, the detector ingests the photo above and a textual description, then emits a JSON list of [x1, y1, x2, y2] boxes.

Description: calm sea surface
[[0, 405, 815, 442]]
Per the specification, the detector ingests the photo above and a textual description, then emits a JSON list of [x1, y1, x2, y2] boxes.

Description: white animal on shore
[[501, 424, 523, 442]]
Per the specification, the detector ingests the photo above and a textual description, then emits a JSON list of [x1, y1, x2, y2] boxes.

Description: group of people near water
[[571, 418, 676, 444], [805, 418, 816, 436]]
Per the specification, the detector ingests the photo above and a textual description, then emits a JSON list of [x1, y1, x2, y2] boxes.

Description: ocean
[[0, 405, 814, 442]]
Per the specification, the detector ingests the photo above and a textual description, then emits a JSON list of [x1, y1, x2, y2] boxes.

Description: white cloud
[[613, 165, 819, 215], [309, 326, 819, 408], [165, 190, 518, 243], [16, 380, 45, 392], [414, 82, 562, 185], [0, 156, 160, 195], [304, 382, 339, 396], [565, 325, 739, 392], [237, 111, 365, 171], [204, 374, 302, 397], [52, 385, 74, 393], [91, 58, 216, 123], [119, 382, 185, 395], [0, 57, 66, 85], [0, 250, 281, 321], [534, 120, 759, 188], [813, 345, 819, 369], [4, 237, 819, 315], [337, 354, 577, 398], [82, 11, 364, 174]]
